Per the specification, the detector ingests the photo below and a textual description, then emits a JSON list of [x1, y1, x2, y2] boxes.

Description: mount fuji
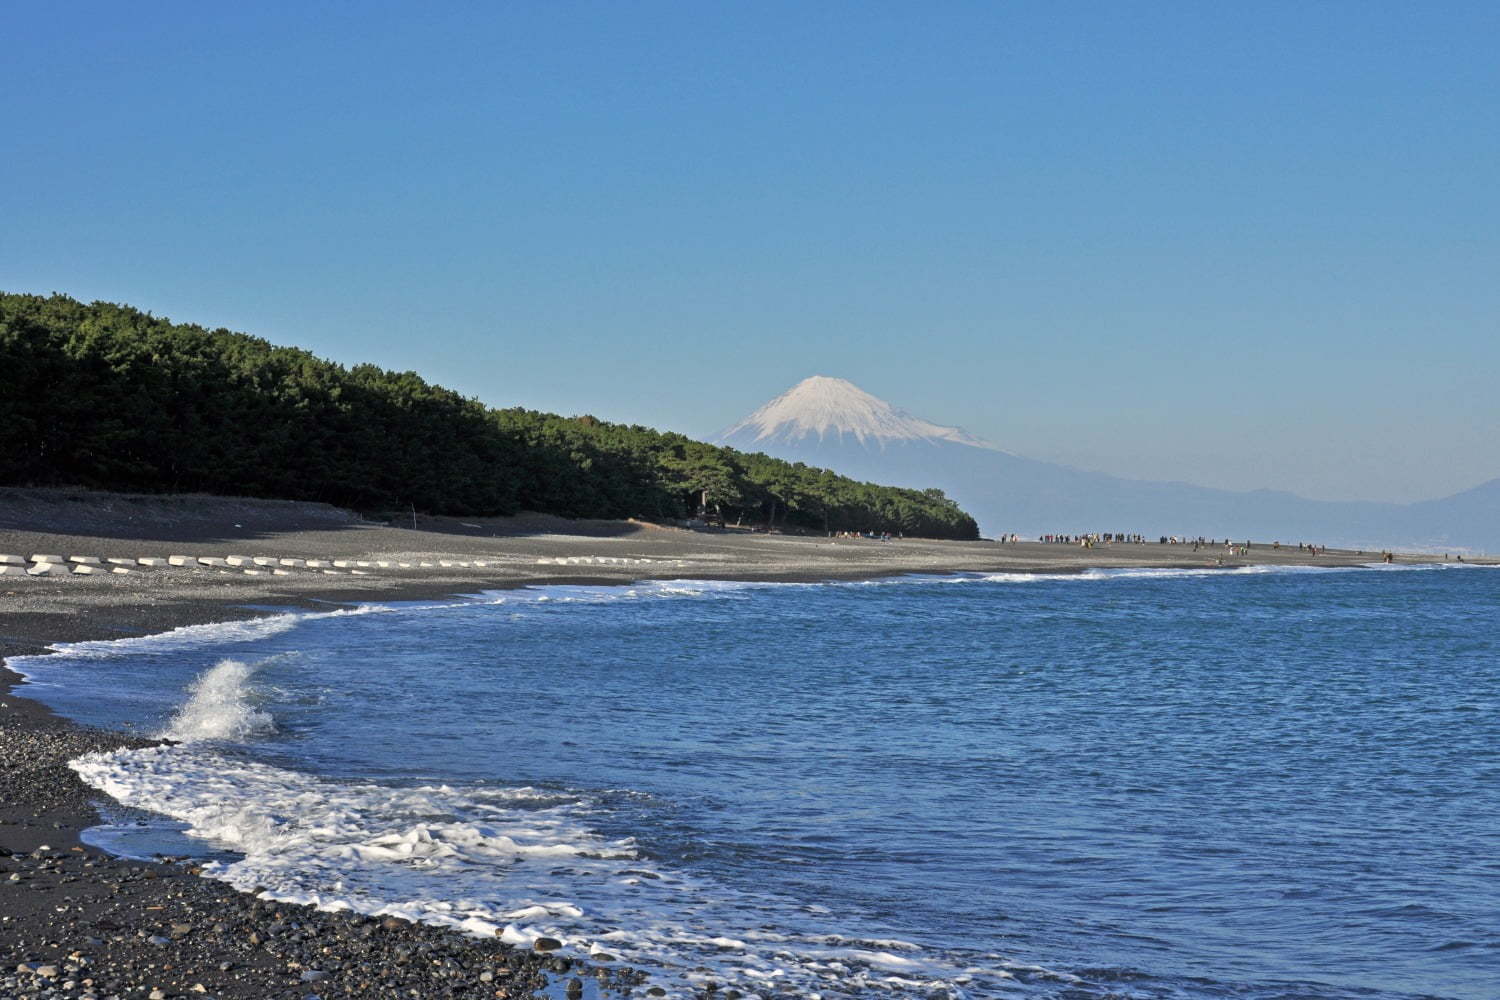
[[712, 376, 1498, 552], [717, 375, 994, 451]]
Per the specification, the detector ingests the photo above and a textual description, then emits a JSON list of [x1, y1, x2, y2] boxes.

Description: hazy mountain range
[[714, 376, 1499, 553]]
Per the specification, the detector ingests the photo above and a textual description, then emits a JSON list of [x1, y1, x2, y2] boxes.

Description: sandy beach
[[0, 488, 1476, 999], [1, 487, 1451, 657]]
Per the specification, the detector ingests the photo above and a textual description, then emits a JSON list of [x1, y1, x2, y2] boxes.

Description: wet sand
[[0, 488, 1470, 998]]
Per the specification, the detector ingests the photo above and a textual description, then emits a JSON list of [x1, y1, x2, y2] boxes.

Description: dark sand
[[0, 488, 1476, 999]]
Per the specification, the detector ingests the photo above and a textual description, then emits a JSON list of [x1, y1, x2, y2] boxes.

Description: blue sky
[[3, 3, 1496, 502]]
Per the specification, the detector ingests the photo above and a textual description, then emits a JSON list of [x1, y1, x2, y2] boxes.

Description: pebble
[[0, 686, 651, 1000]]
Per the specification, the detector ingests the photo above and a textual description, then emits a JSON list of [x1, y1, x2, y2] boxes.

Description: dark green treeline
[[0, 293, 979, 539]]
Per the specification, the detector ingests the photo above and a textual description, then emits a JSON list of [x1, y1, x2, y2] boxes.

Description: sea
[[11, 564, 1500, 1000]]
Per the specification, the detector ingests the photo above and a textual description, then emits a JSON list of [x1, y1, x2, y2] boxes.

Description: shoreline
[[1, 490, 1484, 998], [0, 592, 652, 1000]]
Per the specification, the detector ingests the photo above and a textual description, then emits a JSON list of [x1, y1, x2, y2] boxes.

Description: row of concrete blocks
[[0, 553, 495, 578], [536, 556, 657, 565], [0, 561, 138, 577]]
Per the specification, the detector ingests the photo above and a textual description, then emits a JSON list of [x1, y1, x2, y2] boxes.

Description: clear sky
[[3, 3, 1496, 503]]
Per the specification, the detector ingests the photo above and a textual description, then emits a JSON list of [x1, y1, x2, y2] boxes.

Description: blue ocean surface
[[13, 564, 1500, 999]]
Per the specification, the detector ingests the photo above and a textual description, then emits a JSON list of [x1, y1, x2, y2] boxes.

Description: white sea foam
[[1069, 564, 1346, 581], [1361, 560, 1499, 571], [834, 564, 1370, 590], [7, 585, 762, 694], [8, 604, 392, 676], [161, 658, 278, 743], [465, 578, 769, 607], [896, 564, 1375, 587], [35, 615, 305, 660], [71, 739, 1029, 996]]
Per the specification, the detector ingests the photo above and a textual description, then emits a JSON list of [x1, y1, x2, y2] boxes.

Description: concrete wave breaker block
[[272, 568, 291, 576], [198, 557, 228, 567], [138, 557, 167, 567], [69, 556, 103, 565], [0, 565, 27, 576], [305, 560, 329, 568], [31, 555, 65, 564], [26, 562, 65, 575], [279, 558, 306, 567], [111, 566, 132, 574], [224, 555, 252, 567], [168, 555, 194, 566], [332, 560, 354, 568], [71, 564, 102, 575], [253, 557, 278, 567], [106, 557, 135, 566], [0, 554, 25, 566]]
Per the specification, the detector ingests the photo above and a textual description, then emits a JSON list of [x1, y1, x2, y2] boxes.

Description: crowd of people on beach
[[1156, 536, 1257, 555], [1159, 535, 1250, 548], [1019, 534, 1353, 559], [1035, 533, 1147, 546], [834, 529, 1450, 564]]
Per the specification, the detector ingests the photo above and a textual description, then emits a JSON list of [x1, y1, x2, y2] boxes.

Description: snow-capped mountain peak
[[716, 376, 994, 450]]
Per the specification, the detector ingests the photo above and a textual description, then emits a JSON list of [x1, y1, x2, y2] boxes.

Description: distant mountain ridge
[[715, 377, 1499, 553]]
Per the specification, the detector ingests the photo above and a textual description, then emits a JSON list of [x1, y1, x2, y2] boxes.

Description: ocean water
[[12, 565, 1500, 1000]]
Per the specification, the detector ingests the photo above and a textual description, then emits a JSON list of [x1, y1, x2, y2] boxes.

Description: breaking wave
[[161, 657, 279, 743], [70, 743, 1033, 997]]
